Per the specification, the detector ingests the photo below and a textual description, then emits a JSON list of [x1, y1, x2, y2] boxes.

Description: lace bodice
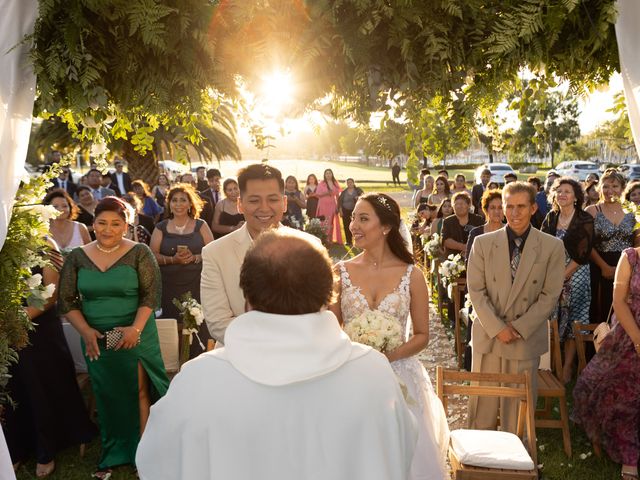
[[339, 263, 414, 341]]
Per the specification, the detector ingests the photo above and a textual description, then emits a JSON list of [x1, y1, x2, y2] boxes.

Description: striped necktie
[[511, 237, 522, 280]]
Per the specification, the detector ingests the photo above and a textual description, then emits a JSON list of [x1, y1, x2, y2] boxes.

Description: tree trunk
[[122, 141, 159, 186]]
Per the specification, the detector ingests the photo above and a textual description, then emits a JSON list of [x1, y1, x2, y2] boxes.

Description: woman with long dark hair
[[541, 177, 594, 383], [304, 174, 319, 218], [315, 168, 343, 244], [330, 193, 449, 479]]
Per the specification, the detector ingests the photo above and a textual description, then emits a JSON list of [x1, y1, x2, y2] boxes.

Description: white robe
[[136, 310, 417, 480]]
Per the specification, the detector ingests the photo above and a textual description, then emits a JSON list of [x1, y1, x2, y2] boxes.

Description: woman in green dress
[[59, 196, 169, 479]]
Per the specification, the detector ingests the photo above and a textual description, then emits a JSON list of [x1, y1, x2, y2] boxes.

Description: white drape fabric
[[0, 0, 38, 250], [615, 0, 640, 156]]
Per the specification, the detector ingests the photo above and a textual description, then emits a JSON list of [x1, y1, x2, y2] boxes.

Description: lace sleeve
[[567, 212, 594, 265], [58, 250, 81, 314], [136, 244, 161, 309]]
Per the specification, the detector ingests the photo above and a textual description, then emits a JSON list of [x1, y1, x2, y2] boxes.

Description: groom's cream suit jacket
[[467, 226, 565, 360], [201, 223, 320, 345]]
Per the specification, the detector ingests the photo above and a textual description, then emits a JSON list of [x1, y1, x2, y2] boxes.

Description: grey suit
[[467, 226, 565, 432]]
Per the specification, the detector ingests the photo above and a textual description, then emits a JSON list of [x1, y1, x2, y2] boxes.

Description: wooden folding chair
[[535, 319, 571, 457], [436, 367, 538, 480], [452, 277, 467, 368], [573, 322, 598, 374]]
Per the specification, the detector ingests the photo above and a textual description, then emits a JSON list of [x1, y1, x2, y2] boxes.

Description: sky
[[577, 72, 623, 134]]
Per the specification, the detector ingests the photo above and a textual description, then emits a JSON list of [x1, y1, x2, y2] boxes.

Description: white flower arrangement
[[439, 253, 466, 296], [173, 292, 205, 363], [343, 310, 404, 353], [24, 273, 56, 310], [424, 233, 442, 259]]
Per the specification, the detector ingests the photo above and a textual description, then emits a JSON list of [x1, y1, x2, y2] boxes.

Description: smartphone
[[177, 245, 189, 254]]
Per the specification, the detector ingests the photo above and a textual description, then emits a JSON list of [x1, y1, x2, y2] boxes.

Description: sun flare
[[259, 70, 295, 115]]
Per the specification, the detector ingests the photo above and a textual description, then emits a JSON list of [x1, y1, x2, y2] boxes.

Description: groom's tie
[[511, 237, 522, 280]]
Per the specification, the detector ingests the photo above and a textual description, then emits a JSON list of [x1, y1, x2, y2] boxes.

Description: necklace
[[173, 219, 189, 234], [558, 209, 575, 228], [96, 242, 121, 253]]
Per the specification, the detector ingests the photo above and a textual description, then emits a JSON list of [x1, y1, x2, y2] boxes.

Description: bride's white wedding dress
[[339, 263, 449, 480]]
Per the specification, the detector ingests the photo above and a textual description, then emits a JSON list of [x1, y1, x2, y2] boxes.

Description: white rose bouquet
[[25, 273, 56, 310], [424, 233, 442, 259], [172, 292, 205, 364], [439, 253, 466, 297], [343, 310, 404, 353]]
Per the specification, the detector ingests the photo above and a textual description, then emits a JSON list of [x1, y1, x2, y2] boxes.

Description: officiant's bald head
[[240, 230, 334, 315]]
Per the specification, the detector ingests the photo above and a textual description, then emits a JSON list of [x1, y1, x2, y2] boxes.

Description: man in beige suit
[[467, 181, 565, 433], [201, 164, 318, 345]]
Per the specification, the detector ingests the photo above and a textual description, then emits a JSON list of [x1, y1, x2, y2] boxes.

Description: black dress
[[217, 200, 244, 237], [2, 269, 96, 464], [156, 219, 212, 358]]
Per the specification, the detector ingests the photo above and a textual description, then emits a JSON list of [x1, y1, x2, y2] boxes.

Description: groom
[[200, 163, 318, 345], [137, 230, 418, 480]]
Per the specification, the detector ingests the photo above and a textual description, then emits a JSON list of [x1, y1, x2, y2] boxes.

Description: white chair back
[[156, 318, 179, 373], [61, 321, 88, 373]]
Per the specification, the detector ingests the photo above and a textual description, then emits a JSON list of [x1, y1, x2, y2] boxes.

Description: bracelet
[[170, 256, 174, 264], [132, 326, 141, 336], [160, 255, 165, 265]]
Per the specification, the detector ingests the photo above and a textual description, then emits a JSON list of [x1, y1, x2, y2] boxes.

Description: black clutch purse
[[105, 329, 124, 350]]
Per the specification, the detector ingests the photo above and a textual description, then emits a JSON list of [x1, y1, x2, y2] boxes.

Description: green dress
[[59, 243, 169, 469]]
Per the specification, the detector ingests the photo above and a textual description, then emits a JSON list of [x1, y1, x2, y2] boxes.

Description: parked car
[[474, 163, 517, 185], [618, 164, 640, 181], [554, 161, 600, 181]]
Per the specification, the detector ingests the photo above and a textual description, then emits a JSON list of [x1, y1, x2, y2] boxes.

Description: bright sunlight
[[259, 70, 296, 116]]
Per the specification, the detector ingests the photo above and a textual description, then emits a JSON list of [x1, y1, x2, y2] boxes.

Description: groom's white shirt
[[136, 310, 417, 480], [200, 223, 320, 345]]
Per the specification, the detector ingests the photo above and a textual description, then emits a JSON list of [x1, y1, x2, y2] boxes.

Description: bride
[[331, 193, 449, 480]]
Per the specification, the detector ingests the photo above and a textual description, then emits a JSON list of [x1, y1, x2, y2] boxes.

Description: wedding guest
[[586, 172, 600, 183], [441, 192, 484, 258], [471, 169, 492, 217], [283, 175, 307, 230], [624, 181, 640, 206], [3, 241, 96, 477], [151, 173, 170, 208], [211, 178, 244, 237], [195, 166, 208, 192], [304, 174, 319, 218], [528, 176, 546, 229], [572, 246, 640, 480], [110, 159, 132, 197], [451, 174, 469, 194], [49, 165, 77, 197], [425, 198, 454, 238], [59, 197, 169, 479], [316, 168, 343, 244], [198, 168, 222, 228], [487, 181, 500, 190], [121, 193, 154, 245], [584, 180, 599, 208], [467, 182, 565, 433], [338, 178, 364, 245], [503, 172, 518, 184], [200, 164, 319, 346], [586, 170, 638, 326], [137, 230, 417, 480], [75, 186, 97, 238], [541, 178, 594, 383], [465, 189, 504, 262], [132, 180, 163, 222], [150, 184, 214, 359], [414, 174, 435, 207], [86, 169, 115, 200], [428, 175, 451, 206], [43, 189, 91, 251]]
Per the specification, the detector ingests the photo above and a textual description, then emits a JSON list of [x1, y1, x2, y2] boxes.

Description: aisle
[[418, 305, 467, 430]]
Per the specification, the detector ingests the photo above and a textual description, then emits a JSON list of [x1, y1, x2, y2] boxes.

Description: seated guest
[[441, 192, 484, 259], [136, 230, 418, 480], [465, 189, 504, 263], [624, 181, 640, 206], [121, 193, 154, 245]]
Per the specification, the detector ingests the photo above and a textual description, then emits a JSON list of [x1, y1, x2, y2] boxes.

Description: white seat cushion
[[450, 429, 534, 470]]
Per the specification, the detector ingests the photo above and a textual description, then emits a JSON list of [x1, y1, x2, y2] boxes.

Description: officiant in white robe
[[137, 230, 417, 480]]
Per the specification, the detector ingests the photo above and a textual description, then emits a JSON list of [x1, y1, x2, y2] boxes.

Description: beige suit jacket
[[201, 224, 321, 345], [467, 226, 565, 360]]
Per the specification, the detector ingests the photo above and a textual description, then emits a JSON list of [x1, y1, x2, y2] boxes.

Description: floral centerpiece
[[343, 310, 404, 353], [172, 292, 205, 365], [424, 233, 442, 260], [439, 253, 466, 298], [304, 217, 328, 245]]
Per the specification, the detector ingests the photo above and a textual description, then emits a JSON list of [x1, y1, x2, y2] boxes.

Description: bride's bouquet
[[172, 292, 205, 365], [439, 253, 465, 298], [343, 310, 404, 353]]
